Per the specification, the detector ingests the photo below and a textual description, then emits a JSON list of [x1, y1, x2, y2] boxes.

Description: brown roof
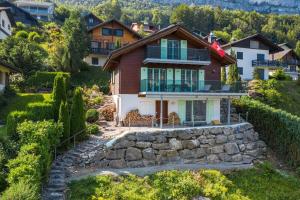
[[0, 60, 21, 73], [0, 7, 16, 27], [271, 49, 300, 61], [88, 19, 142, 39], [103, 24, 236, 70], [222, 34, 283, 53]]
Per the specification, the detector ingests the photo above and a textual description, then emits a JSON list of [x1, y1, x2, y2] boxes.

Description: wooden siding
[[232, 38, 269, 50]]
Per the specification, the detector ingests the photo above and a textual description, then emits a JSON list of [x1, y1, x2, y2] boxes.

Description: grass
[[67, 164, 300, 200], [0, 93, 52, 121]]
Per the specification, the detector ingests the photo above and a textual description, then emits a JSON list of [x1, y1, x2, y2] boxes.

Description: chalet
[[82, 12, 102, 29], [131, 22, 158, 35], [0, 61, 20, 92], [222, 34, 283, 80], [0, 7, 15, 39], [104, 24, 246, 127], [0, 1, 38, 26], [270, 43, 300, 80], [85, 19, 142, 67]]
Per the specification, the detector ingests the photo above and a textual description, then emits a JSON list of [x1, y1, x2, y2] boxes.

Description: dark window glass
[[290, 66, 297, 72], [102, 28, 112, 36], [257, 54, 265, 61], [114, 29, 124, 36], [238, 67, 243, 75], [237, 52, 243, 60], [186, 101, 192, 122], [193, 100, 206, 122], [92, 57, 99, 65], [2, 20, 4, 27]]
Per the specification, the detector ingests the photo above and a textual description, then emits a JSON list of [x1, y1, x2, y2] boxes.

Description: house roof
[[0, 61, 21, 73], [222, 33, 283, 53], [271, 49, 300, 61], [103, 24, 236, 70], [88, 19, 142, 39], [0, 7, 16, 27]]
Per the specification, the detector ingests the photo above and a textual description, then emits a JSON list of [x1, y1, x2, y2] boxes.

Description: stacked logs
[[123, 109, 153, 126], [100, 104, 115, 121], [167, 112, 181, 125]]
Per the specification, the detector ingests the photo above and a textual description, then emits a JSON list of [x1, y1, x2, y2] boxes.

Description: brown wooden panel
[[155, 100, 168, 124]]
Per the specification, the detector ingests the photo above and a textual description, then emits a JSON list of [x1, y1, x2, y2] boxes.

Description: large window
[[167, 40, 180, 59], [102, 28, 112, 36], [237, 52, 243, 60], [114, 29, 124, 37], [257, 54, 265, 61], [186, 100, 206, 122], [102, 28, 124, 37], [181, 69, 198, 92]]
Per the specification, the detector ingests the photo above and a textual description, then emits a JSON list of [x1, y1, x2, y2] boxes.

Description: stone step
[[49, 173, 64, 180], [47, 192, 64, 200], [47, 186, 65, 192], [50, 170, 64, 175]]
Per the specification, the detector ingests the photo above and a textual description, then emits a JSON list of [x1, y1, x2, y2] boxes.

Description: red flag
[[211, 41, 225, 57]]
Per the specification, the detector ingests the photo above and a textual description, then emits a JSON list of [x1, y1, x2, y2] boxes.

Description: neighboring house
[[0, 1, 38, 26], [222, 34, 283, 80], [0, 61, 20, 93], [131, 22, 158, 34], [270, 43, 300, 80], [82, 12, 102, 29], [85, 19, 142, 67], [0, 7, 15, 39], [14, 0, 54, 22], [104, 24, 246, 127]]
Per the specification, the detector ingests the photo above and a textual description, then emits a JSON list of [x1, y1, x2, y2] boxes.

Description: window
[[114, 29, 124, 37], [257, 54, 265, 61], [186, 100, 206, 122], [290, 66, 297, 72], [238, 67, 243, 75], [89, 17, 94, 24], [167, 40, 180, 59], [236, 52, 243, 60], [250, 40, 259, 49], [1, 20, 4, 27], [91, 57, 99, 65], [102, 28, 112, 36], [8, 24, 11, 31]]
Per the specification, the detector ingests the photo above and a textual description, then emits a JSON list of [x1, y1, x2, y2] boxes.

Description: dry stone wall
[[90, 123, 267, 168]]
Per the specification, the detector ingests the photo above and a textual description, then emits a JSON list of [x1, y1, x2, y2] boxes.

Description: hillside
[[52, 0, 300, 14]]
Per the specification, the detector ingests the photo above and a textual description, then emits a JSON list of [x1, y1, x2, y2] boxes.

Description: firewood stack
[[168, 112, 181, 125], [100, 104, 115, 121], [123, 109, 153, 126]]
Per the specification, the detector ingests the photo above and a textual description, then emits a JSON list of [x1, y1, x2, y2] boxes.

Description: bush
[[82, 85, 104, 109], [234, 97, 300, 167], [86, 109, 99, 123], [1, 180, 40, 200], [86, 124, 99, 135], [52, 74, 67, 121], [58, 101, 70, 145], [70, 87, 86, 140], [6, 111, 32, 141], [270, 69, 292, 80], [26, 102, 54, 121]]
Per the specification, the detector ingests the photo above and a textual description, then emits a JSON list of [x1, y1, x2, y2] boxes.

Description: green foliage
[[26, 102, 54, 121], [58, 101, 70, 145], [295, 41, 300, 57], [270, 69, 292, 80], [28, 32, 41, 42], [52, 74, 67, 121], [227, 50, 240, 84], [253, 68, 261, 80], [6, 111, 32, 141], [15, 30, 28, 39], [86, 109, 99, 123], [70, 87, 86, 139], [233, 97, 300, 167], [1, 180, 40, 200], [86, 124, 99, 135], [93, 0, 122, 20], [221, 67, 227, 83]]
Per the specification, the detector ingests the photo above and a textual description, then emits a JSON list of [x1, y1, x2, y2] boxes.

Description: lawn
[[67, 164, 300, 200], [0, 93, 52, 121]]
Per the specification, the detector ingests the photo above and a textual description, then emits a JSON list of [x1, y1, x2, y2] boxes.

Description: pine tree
[[253, 68, 261, 80], [58, 101, 70, 146], [221, 67, 227, 83], [53, 74, 67, 121], [70, 87, 86, 139], [227, 49, 240, 84]]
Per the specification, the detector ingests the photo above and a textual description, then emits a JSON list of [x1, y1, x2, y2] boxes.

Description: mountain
[[53, 0, 300, 14]]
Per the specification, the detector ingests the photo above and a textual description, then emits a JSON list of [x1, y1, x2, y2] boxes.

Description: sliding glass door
[[181, 69, 198, 92], [147, 68, 168, 92], [185, 100, 206, 122], [167, 40, 180, 60]]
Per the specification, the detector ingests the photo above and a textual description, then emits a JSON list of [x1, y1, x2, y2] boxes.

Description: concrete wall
[[84, 54, 107, 67]]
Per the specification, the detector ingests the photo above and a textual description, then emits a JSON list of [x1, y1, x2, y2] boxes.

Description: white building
[[0, 7, 15, 40], [222, 34, 283, 80]]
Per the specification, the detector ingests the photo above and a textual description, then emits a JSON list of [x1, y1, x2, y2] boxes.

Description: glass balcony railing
[[145, 46, 210, 62], [252, 60, 288, 68], [90, 48, 112, 55], [140, 79, 247, 93]]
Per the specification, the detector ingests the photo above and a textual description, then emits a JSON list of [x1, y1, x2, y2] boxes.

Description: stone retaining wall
[[91, 123, 267, 168]]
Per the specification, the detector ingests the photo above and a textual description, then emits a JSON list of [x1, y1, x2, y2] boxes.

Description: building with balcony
[[0, 7, 15, 39], [222, 34, 283, 80], [82, 12, 102, 29], [14, 0, 54, 22], [104, 24, 246, 127], [84, 19, 142, 67], [0, 60, 20, 93]]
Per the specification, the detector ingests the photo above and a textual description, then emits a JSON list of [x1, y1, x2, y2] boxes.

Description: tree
[[295, 41, 300, 57], [93, 0, 122, 20], [221, 67, 227, 83], [53, 74, 67, 121], [253, 68, 261, 80], [58, 101, 70, 146], [62, 10, 90, 73], [227, 50, 240, 84], [70, 87, 86, 139], [170, 4, 193, 29], [152, 9, 162, 25]]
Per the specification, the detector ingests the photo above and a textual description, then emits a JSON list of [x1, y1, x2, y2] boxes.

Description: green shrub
[[234, 97, 300, 167], [6, 111, 32, 141], [86, 124, 99, 135], [58, 101, 70, 146], [86, 109, 99, 123], [70, 87, 86, 140], [26, 102, 54, 121], [270, 69, 292, 80], [1, 180, 40, 200], [52, 74, 67, 121]]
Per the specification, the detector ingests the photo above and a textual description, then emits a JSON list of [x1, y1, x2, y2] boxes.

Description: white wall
[[0, 10, 12, 40], [225, 47, 269, 80], [84, 54, 107, 67], [0, 72, 6, 93]]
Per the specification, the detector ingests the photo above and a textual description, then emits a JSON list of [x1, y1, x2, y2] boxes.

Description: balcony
[[140, 79, 247, 95], [252, 60, 288, 68], [90, 48, 112, 55], [144, 45, 211, 65]]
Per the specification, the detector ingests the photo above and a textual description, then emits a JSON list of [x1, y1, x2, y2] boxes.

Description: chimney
[[208, 32, 216, 43]]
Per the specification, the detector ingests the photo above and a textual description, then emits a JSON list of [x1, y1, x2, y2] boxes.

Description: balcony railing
[[252, 60, 288, 68], [140, 79, 247, 93], [145, 46, 210, 62], [90, 48, 112, 55]]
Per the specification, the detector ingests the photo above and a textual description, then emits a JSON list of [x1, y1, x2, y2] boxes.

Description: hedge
[[233, 97, 300, 167], [26, 71, 70, 91], [26, 102, 54, 121], [6, 111, 33, 141]]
